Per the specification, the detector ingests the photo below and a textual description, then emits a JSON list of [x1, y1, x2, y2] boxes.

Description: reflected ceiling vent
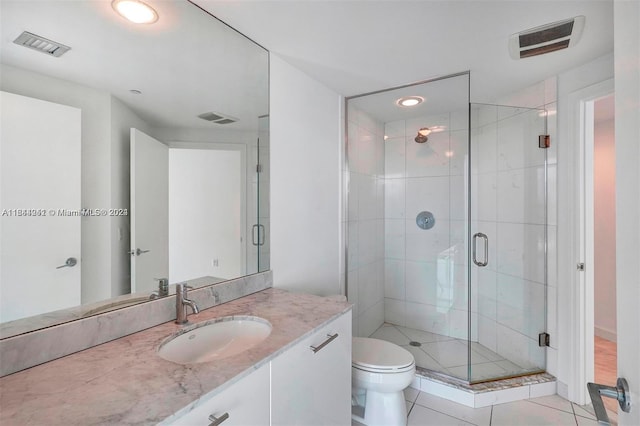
[[197, 111, 237, 125], [509, 16, 585, 59], [13, 31, 71, 58]]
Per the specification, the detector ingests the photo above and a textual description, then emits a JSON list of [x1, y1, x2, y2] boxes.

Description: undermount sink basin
[[158, 316, 272, 364], [82, 296, 150, 317]]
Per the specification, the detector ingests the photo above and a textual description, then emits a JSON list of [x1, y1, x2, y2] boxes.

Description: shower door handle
[[252, 225, 258, 246], [473, 233, 488, 267]]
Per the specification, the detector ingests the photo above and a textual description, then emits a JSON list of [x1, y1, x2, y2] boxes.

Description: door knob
[[128, 248, 150, 256], [587, 377, 631, 425], [56, 257, 77, 269]]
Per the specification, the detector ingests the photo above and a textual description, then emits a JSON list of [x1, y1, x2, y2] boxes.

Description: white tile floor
[[370, 324, 541, 382], [402, 388, 609, 426]]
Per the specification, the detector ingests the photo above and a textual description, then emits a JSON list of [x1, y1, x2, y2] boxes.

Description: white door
[[0, 91, 81, 322], [130, 128, 168, 293]]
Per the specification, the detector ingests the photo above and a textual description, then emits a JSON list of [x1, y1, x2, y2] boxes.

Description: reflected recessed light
[[396, 96, 424, 107], [112, 0, 158, 24]]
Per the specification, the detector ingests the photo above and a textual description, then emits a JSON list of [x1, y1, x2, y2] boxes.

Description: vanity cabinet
[[271, 312, 352, 425], [169, 364, 270, 426], [167, 311, 351, 426]]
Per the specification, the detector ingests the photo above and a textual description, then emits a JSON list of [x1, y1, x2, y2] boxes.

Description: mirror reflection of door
[[0, 91, 81, 322], [131, 128, 246, 292], [130, 128, 169, 293]]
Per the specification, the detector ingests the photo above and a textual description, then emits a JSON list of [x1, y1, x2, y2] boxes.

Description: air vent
[[198, 112, 224, 122], [13, 31, 71, 57], [197, 111, 238, 125], [509, 16, 585, 59]]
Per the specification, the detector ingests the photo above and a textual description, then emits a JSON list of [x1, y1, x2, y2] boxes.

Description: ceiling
[[193, 0, 614, 102], [0, 0, 269, 131]]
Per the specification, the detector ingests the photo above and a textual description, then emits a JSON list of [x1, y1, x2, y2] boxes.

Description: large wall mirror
[[0, 0, 270, 337]]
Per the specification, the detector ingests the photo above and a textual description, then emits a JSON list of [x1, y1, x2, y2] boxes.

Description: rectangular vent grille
[[509, 16, 585, 59], [197, 111, 238, 125], [521, 40, 571, 58], [13, 31, 71, 57], [519, 21, 574, 48], [198, 112, 224, 122]]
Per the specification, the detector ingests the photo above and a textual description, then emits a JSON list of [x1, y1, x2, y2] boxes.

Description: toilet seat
[[352, 337, 415, 373]]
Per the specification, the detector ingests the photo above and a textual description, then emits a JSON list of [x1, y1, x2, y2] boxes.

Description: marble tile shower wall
[[347, 105, 385, 338], [382, 111, 473, 341]]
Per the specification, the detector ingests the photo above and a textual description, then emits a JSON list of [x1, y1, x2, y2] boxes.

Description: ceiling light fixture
[[396, 96, 424, 107], [112, 0, 159, 24]]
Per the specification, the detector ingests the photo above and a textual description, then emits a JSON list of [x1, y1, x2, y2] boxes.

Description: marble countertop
[[0, 288, 352, 425]]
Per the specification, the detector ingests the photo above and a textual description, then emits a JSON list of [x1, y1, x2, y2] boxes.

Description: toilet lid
[[352, 337, 415, 371]]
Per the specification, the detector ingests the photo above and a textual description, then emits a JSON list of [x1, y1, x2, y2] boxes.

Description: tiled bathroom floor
[[403, 389, 606, 426], [370, 323, 541, 382], [354, 390, 607, 426]]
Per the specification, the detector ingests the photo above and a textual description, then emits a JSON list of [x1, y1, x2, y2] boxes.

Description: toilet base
[[351, 389, 407, 426]]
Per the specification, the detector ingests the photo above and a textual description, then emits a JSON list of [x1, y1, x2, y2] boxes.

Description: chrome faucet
[[175, 283, 199, 324], [149, 278, 170, 300]]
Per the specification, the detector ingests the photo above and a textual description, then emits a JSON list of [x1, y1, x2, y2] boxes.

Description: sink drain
[[409, 341, 422, 347]]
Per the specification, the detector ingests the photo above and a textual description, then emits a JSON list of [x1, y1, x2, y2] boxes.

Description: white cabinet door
[[271, 312, 352, 426], [168, 364, 270, 426]]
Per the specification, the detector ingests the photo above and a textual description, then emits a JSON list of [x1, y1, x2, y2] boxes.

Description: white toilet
[[352, 337, 416, 426]]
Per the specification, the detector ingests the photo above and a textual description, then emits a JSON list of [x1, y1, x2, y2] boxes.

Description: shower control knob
[[416, 211, 435, 230]]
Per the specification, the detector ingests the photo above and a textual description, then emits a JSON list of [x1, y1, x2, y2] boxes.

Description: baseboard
[[557, 381, 569, 400], [594, 326, 617, 342]]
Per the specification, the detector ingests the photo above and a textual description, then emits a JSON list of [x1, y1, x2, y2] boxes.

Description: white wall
[[593, 115, 616, 342], [168, 148, 242, 281], [613, 1, 640, 424], [270, 54, 342, 296]]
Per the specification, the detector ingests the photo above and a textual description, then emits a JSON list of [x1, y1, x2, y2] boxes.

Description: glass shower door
[[469, 104, 547, 383]]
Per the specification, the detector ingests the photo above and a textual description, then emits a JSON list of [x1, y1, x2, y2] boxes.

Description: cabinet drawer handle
[[310, 333, 338, 353], [208, 412, 229, 426]]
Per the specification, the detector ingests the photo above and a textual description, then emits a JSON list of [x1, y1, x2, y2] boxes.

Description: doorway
[[592, 93, 617, 421]]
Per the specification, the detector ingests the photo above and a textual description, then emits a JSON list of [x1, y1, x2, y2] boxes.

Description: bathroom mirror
[[0, 0, 270, 337]]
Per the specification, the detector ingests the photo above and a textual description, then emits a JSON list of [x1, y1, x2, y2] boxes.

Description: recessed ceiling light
[[396, 96, 424, 107], [112, 0, 158, 24]]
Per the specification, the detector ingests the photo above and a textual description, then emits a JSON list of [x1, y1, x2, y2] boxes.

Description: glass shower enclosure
[[345, 72, 548, 384]]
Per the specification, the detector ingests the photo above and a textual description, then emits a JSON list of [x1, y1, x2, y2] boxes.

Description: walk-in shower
[[344, 72, 548, 384]]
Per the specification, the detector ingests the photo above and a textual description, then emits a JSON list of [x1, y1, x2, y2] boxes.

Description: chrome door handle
[[258, 224, 265, 246], [310, 333, 339, 353], [587, 378, 631, 425], [56, 257, 77, 269], [473, 233, 488, 267], [252, 224, 258, 246], [208, 412, 229, 426], [128, 248, 150, 256]]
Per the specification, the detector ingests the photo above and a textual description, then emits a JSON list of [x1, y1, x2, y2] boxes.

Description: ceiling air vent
[[509, 16, 585, 59], [13, 31, 71, 58], [197, 111, 238, 125]]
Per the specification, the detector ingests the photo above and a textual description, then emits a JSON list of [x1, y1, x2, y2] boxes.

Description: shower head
[[414, 127, 431, 143]]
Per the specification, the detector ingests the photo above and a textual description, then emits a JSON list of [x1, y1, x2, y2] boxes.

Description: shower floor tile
[[369, 323, 542, 382]]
